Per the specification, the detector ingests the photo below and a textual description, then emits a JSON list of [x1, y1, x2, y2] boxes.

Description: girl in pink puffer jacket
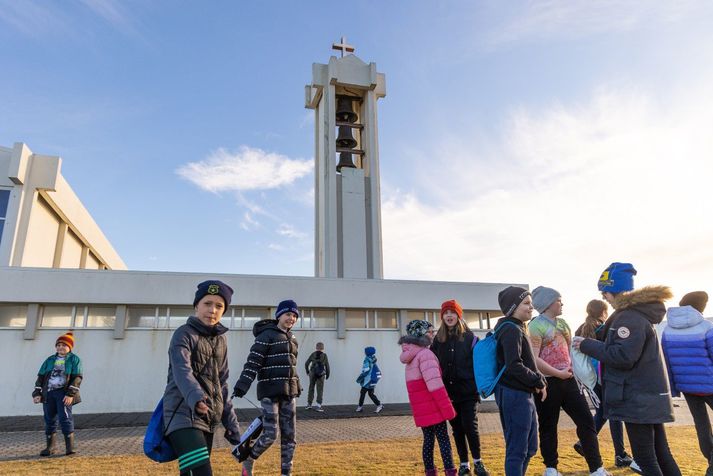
[[400, 319, 457, 476]]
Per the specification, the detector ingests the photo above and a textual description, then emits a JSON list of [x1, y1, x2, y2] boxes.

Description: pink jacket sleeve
[[418, 350, 456, 421]]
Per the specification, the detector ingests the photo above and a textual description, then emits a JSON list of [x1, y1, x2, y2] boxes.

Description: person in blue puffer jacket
[[662, 291, 713, 475]]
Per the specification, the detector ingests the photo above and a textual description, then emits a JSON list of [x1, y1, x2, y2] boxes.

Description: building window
[[407, 310, 440, 327], [167, 306, 194, 328], [231, 307, 270, 329], [296, 309, 336, 329], [0, 189, 9, 246], [85, 306, 116, 328], [346, 309, 398, 330], [41, 305, 75, 328], [127, 306, 158, 328], [0, 304, 27, 328]]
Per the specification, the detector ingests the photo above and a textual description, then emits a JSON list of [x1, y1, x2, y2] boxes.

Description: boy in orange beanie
[[32, 331, 83, 456]]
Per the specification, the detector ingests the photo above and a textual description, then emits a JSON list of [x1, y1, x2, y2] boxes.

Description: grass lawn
[[0, 426, 707, 475]]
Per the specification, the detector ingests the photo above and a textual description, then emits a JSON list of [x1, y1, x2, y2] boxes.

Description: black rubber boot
[[40, 433, 56, 456], [64, 433, 76, 455]]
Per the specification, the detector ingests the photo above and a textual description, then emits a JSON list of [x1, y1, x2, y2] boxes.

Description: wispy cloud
[[240, 211, 261, 231], [486, 1, 707, 47], [382, 79, 713, 315], [0, 0, 71, 37], [78, 0, 146, 42], [276, 224, 307, 239], [177, 146, 312, 193]]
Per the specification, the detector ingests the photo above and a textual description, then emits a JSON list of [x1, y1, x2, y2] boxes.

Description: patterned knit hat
[[597, 263, 636, 293], [440, 299, 463, 319], [406, 319, 433, 338], [56, 331, 74, 351]]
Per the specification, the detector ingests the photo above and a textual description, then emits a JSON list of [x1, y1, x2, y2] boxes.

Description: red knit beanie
[[56, 331, 74, 351], [440, 299, 463, 319]]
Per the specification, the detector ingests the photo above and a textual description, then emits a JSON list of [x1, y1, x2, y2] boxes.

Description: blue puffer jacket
[[662, 305, 713, 397]]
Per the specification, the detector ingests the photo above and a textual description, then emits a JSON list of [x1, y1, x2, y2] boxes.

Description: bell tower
[[305, 38, 386, 279]]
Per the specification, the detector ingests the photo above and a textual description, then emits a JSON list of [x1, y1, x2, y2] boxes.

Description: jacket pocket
[[604, 373, 625, 406]]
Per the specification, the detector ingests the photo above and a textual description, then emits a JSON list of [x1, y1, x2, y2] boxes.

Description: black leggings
[[168, 428, 214, 476], [625, 422, 681, 476], [422, 421, 454, 471], [359, 387, 381, 406], [450, 399, 482, 462]]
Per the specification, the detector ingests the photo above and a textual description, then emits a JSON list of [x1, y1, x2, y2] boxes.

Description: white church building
[[0, 42, 521, 417]]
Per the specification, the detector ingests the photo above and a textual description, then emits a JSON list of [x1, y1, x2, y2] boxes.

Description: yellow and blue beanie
[[193, 280, 233, 308], [597, 262, 636, 294]]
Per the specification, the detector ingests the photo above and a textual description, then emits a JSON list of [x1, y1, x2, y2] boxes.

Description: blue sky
[[2, 1, 713, 318]]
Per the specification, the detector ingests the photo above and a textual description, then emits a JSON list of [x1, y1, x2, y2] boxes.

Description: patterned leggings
[[250, 397, 297, 475], [422, 421, 454, 471]]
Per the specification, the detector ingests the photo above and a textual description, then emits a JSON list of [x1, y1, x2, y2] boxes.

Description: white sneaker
[[355, 406, 363, 412], [543, 469, 562, 476], [305, 404, 312, 410], [630, 460, 643, 475], [590, 467, 612, 476], [314, 403, 324, 412], [375, 404, 384, 413]]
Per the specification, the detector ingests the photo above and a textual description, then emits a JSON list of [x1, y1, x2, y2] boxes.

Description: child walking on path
[[529, 286, 609, 476], [431, 299, 490, 476], [32, 331, 83, 456], [304, 342, 330, 412], [662, 291, 713, 475], [574, 262, 682, 476], [401, 319, 457, 476], [494, 286, 547, 476], [233, 299, 301, 476], [356, 346, 383, 413]]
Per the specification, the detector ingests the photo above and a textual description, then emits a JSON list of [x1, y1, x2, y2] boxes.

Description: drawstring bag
[[571, 345, 600, 408], [143, 397, 180, 462]]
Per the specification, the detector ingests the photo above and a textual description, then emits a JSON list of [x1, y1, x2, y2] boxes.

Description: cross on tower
[[332, 36, 355, 58]]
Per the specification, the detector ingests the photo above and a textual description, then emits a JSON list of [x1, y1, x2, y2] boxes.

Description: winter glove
[[224, 428, 241, 446], [232, 386, 246, 398], [231, 444, 241, 462]]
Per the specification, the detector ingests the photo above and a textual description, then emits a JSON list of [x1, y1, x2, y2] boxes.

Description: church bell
[[336, 152, 356, 173], [336, 126, 357, 149], [336, 97, 358, 123]]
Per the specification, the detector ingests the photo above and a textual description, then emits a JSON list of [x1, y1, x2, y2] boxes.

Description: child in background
[[356, 346, 383, 413], [400, 319, 457, 476], [32, 331, 83, 456], [305, 342, 330, 412]]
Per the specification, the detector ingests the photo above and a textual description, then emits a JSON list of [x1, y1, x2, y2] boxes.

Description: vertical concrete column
[[398, 309, 409, 335], [336, 308, 346, 339], [23, 303, 40, 340], [114, 305, 127, 340]]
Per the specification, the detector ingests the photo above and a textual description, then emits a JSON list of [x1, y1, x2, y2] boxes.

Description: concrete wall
[[0, 267, 516, 416]]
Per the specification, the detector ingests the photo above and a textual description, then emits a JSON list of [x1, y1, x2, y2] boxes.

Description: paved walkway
[[0, 401, 698, 461]]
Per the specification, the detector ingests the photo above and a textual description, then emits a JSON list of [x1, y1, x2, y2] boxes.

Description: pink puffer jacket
[[400, 343, 456, 427]]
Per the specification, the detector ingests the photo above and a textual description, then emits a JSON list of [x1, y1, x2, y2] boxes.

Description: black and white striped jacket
[[234, 319, 301, 400]]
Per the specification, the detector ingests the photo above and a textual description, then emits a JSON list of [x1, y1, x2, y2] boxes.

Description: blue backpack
[[369, 363, 382, 387], [143, 397, 179, 462], [473, 321, 518, 399]]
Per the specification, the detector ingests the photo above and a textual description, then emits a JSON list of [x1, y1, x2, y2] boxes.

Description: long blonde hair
[[577, 299, 608, 338]]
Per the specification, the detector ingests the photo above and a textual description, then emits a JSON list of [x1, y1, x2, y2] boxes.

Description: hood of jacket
[[187, 316, 228, 336], [612, 285, 673, 325], [666, 305, 704, 329], [364, 354, 377, 365], [252, 318, 282, 337], [400, 343, 425, 364], [398, 334, 431, 347]]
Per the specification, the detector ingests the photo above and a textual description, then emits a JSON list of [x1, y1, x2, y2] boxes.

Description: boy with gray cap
[[529, 286, 607, 476]]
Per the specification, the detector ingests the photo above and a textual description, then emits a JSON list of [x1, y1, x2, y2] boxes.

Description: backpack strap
[[493, 320, 520, 338]]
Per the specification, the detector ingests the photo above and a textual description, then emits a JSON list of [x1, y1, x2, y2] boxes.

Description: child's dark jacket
[[32, 352, 83, 405], [495, 317, 545, 393]]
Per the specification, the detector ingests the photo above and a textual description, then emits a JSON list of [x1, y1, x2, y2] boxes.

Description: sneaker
[[375, 404, 384, 413], [590, 467, 612, 476], [305, 404, 312, 410], [543, 469, 562, 476], [314, 404, 324, 412], [355, 406, 363, 412], [615, 452, 633, 467], [473, 460, 489, 476], [573, 441, 584, 457], [457, 465, 471, 476], [242, 457, 254, 476], [629, 460, 643, 475]]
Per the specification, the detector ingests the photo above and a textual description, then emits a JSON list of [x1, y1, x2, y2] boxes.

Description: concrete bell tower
[[305, 38, 386, 279]]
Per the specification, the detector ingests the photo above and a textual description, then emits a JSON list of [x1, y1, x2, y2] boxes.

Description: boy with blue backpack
[[493, 286, 546, 476], [356, 346, 383, 413]]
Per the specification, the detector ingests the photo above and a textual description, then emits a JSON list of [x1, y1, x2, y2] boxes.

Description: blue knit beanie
[[364, 346, 376, 356], [193, 280, 233, 308], [597, 262, 637, 293], [275, 299, 300, 320]]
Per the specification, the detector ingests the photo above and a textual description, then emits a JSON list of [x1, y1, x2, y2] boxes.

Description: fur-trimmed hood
[[398, 334, 431, 347], [612, 285, 673, 325]]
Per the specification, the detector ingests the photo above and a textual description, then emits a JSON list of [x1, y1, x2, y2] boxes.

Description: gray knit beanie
[[532, 286, 561, 314]]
